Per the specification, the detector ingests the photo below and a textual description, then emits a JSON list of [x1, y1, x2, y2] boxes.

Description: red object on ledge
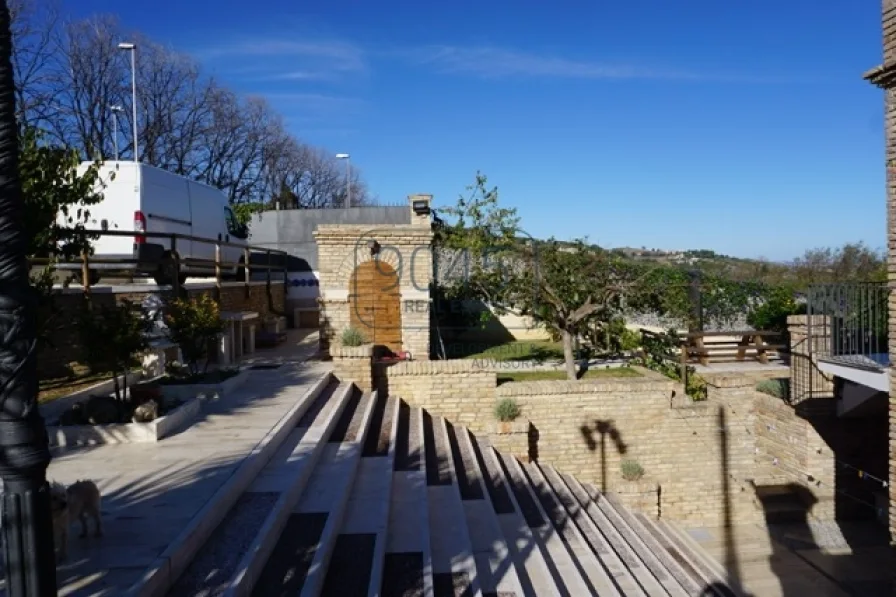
[[376, 351, 411, 363]]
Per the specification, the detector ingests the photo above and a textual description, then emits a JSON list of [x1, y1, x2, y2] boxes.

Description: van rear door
[[139, 165, 193, 260]]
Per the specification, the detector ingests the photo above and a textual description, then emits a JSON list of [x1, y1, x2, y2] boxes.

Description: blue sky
[[66, 0, 885, 261]]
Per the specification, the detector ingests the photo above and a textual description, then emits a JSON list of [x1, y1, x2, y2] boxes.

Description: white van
[[60, 161, 250, 286]]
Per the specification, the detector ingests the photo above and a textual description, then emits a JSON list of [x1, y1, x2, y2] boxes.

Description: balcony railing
[[806, 282, 889, 370]]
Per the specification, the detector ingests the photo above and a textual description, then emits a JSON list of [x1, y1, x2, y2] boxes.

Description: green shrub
[[494, 398, 522, 422], [341, 327, 367, 347], [756, 378, 789, 399], [746, 286, 804, 334], [621, 459, 645, 481], [77, 299, 152, 400], [163, 294, 225, 375]]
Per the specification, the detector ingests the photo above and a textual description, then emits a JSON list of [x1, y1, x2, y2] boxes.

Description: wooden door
[[349, 260, 402, 353]]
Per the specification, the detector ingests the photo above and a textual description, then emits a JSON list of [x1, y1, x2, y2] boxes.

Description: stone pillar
[[314, 223, 434, 359], [488, 419, 531, 464], [408, 194, 433, 228], [332, 344, 374, 392], [864, 3, 896, 563]]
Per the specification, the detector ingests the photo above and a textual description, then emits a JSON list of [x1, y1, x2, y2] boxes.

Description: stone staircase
[[167, 378, 741, 597]]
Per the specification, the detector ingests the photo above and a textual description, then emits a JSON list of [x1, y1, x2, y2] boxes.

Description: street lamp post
[[0, 1, 59, 595], [336, 153, 350, 208], [118, 42, 138, 163], [110, 105, 123, 160]]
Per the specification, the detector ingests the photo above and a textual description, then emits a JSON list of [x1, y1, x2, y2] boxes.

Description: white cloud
[[196, 38, 367, 79], [406, 45, 797, 83]]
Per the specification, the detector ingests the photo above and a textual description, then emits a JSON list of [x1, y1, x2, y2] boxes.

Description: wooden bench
[[681, 330, 786, 365]]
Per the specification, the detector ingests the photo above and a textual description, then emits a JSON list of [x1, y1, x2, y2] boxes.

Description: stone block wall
[[487, 420, 532, 464], [375, 360, 497, 428], [378, 360, 761, 525], [753, 391, 836, 519], [39, 281, 286, 378], [332, 345, 374, 392], [314, 202, 434, 359]]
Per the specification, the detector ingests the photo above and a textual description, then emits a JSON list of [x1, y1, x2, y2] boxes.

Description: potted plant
[[494, 398, 522, 433], [163, 294, 225, 380]]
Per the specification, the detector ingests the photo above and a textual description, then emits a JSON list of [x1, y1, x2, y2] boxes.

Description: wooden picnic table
[[681, 330, 786, 365]]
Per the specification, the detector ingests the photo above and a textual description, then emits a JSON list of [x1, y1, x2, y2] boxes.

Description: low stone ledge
[[487, 419, 530, 435], [160, 369, 250, 402], [332, 344, 374, 359], [495, 375, 674, 397], [384, 360, 492, 376], [487, 419, 531, 463], [614, 479, 660, 518], [48, 397, 201, 447]]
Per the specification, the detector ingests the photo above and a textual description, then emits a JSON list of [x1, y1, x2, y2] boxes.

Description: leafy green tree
[[20, 127, 105, 347], [507, 240, 635, 379], [232, 201, 265, 226], [163, 294, 225, 376], [433, 172, 522, 338], [76, 300, 151, 400]]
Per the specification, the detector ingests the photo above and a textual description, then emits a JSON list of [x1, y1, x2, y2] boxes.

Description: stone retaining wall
[[370, 359, 761, 525]]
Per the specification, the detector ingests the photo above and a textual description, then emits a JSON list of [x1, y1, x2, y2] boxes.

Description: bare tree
[[8, 7, 376, 209], [46, 14, 128, 156], [8, 0, 59, 129]]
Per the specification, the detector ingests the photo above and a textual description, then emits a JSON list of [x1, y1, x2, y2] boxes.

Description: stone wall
[[39, 281, 286, 378], [888, 3, 896, 549], [332, 345, 374, 392], [375, 360, 497, 428], [315, 198, 434, 359], [377, 359, 761, 526], [866, 7, 896, 548]]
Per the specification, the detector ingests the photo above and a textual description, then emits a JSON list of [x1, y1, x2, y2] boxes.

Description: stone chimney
[[408, 194, 432, 227]]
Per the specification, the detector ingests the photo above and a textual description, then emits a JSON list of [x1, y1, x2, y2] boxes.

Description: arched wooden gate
[[348, 260, 402, 354]]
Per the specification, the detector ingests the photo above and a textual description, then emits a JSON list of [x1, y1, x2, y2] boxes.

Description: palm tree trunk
[[0, 2, 58, 593]]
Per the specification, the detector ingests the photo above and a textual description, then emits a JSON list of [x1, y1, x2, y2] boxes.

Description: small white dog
[[49, 479, 102, 562]]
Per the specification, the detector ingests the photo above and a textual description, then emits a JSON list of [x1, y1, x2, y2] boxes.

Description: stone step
[[146, 370, 332, 597], [385, 404, 434, 597], [583, 483, 691, 597], [523, 462, 623, 596], [282, 389, 377, 597], [496, 450, 593, 596], [168, 380, 354, 596], [249, 389, 375, 596], [539, 465, 649, 596], [656, 520, 741, 597], [323, 394, 400, 597], [585, 485, 703, 596], [634, 512, 736, 597], [470, 434, 557, 597], [423, 412, 482, 597], [555, 471, 669, 596], [450, 425, 525, 596]]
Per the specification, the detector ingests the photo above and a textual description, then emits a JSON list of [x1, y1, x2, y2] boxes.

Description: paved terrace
[[0, 332, 323, 596]]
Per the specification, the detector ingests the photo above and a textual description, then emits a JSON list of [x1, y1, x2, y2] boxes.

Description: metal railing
[[29, 228, 292, 303], [806, 282, 889, 369]]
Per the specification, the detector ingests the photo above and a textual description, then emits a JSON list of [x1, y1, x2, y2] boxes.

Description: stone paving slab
[[0, 360, 331, 597]]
